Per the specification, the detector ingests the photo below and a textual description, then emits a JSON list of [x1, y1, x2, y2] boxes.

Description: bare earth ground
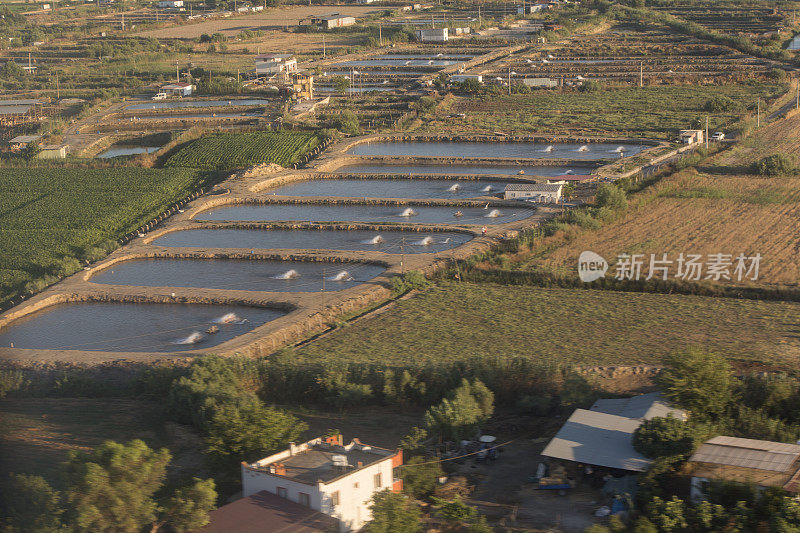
[[537, 112, 800, 288], [135, 5, 380, 38]]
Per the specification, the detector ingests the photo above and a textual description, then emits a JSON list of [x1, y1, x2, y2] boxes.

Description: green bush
[[752, 153, 797, 176], [703, 95, 742, 113], [595, 183, 628, 210]]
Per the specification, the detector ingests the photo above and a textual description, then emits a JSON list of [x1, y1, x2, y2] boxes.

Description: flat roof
[[0, 99, 41, 106], [9, 134, 40, 143], [541, 408, 652, 472], [198, 491, 338, 533], [277, 445, 389, 483], [690, 436, 800, 473], [0, 105, 34, 115], [505, 183, 563, 192]]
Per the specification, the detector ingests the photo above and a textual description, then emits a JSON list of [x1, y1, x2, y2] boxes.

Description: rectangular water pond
[[97, 146, 161, 158], [152, 228, 473, 254], [335, 163, 591, 177], [197, 204, 534, 225], [0, 302, 283, 352], [348, 141, 644, 160], [90, 259, 386, 292], [126, 99, 271, 110], [267, 178, 514, 199]]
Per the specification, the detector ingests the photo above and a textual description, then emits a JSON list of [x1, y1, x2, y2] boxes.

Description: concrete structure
[[451, 74, 483, 84], [36, 144, 68, 159], [160, 82, 194, 97], [416, 27, 448, 42], [254, 54, 298, 76], [453, 27, 471, 36], [542, 393, 686, 472], [158, 0, 183, 7], [311, 14, 357, 29], [241, 435, 403, 532], [517, 3, 548, 14], [522, 77, 558, 88], [687, 436, 800, 502], [504, 182, 563, 202], [198, 490, 339, 533], [679, 129, 704, 144]]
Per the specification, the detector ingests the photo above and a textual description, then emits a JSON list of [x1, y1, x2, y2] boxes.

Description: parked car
[[711, 131, 725, 141], [151, 92, 168, 101]]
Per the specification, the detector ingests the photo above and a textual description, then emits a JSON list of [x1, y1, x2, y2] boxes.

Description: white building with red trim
[[241, 434, 403, 532]]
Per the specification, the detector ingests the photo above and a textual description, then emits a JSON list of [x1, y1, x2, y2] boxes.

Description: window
[[331, 491, 340, 507], [299, 492, 310, 507], [276, 487, 287, 499], [374, 473, 382, 489]]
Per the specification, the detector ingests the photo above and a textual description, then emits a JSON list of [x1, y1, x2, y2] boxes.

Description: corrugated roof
[[690, 436, 800, 473], [504, 183, 563, 192], [0, 99, 41, 106], [198, 491, 338, 533], [591, 392, 686, 421], [541, 409, 652, 472], [9, 134, 40, 143]]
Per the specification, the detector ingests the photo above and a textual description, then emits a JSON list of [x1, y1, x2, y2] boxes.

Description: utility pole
[[55, 73, 59, 99], [379, 23, 382, 46], [322, 35, 326, 59], [176, 60, 179, 82], [478, 5, 481, 27], [757, 97, 760, 127], [508, 66, 511, 95], [705, 116, 708, 150], [121, 12, 125, 31], [639, 61, 643, 88]]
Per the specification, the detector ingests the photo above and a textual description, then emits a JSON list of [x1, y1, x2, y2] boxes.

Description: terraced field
[[165, 130, 324, 170]]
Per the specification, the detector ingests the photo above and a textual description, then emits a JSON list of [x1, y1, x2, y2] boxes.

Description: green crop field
[[424, 83, 786, 139], [294, 283, 800, 368], [165, 131, 323, 171], [0, 167, 210, 308]]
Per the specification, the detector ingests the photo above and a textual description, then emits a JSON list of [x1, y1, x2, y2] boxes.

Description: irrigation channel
[[0, 136, 661, 363]]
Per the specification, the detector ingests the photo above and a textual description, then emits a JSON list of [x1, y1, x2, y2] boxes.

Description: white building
[[504, 182, 563, 202], [254, 53, 298, 76], [679, 129, 704, 144], [451, 74, 482, 84], [241, 435, 403, 532], [522, 77, 558, 88], [312, 13, 357, 29], [416, 27, 448, 42], [160, 82, 194, 97], [157, 0, 183, 7]]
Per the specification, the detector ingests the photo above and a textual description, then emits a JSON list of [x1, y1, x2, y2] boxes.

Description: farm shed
[[522, 77, 558, 88], [542, 393, 686, 472], [0, 99, 43, 127], [160, 82, 194, 97], [451, 74, 482, 84], [8, 134, 41, 151], [37, 144, 68, 159], [157, 0, 183, 7], [311, 14, 356, 29], [416, 28, 448, 42], [503, 182, 563, 201], [687, 436, 800, 502]]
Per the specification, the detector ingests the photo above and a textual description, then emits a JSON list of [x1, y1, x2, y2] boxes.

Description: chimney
[[270, 463, 286, 476]]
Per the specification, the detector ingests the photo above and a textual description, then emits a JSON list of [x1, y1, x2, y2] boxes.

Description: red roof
[[197, 491, 339, 533]]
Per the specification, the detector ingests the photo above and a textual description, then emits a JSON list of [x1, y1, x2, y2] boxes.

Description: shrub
[[578, 80, 601, 93], [703, 95, 742, 113], [633, 415, 701, 460], [658, 348, 734, 419], [752, 153, 797, 176], [594, 183, 628, 210]]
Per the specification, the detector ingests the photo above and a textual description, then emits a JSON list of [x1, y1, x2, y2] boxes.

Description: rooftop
[[255, 53, 294, 61], [197, 490, 338, 533], [0, 99, 41, 106], [248, 437, 398, 485], [9, 134, 41, 144], [541, 408, 652, 472], [0, 105, 35, 116], [590, 392, 686, 421], [690, 436, 800, 473], [505, 183, 563, 192]]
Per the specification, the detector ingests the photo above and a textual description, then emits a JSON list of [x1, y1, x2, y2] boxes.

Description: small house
[[517, 3, 547, 14], [522, 77, 558, 88], [311, 13, 356, 29], [451, 74, 482, 84], [157, 0, 183, 7], [687, 436, 800, 502], [160, 82, 194, 97], [254, 54, 297, 76], [416, 28, 448, 42], [291, 71, 314, 101], [679, 129, 704, 144], [503, 182, 563, 202]]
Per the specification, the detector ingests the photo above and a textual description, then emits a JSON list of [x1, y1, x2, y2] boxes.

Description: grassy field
[[422, 83, 786, 139], [531, 111, 800, 288], [0, 167, 210, 308], [165, 131, 323, 171], [0, 398, 206, 488], [294, 282, 800, 368]]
